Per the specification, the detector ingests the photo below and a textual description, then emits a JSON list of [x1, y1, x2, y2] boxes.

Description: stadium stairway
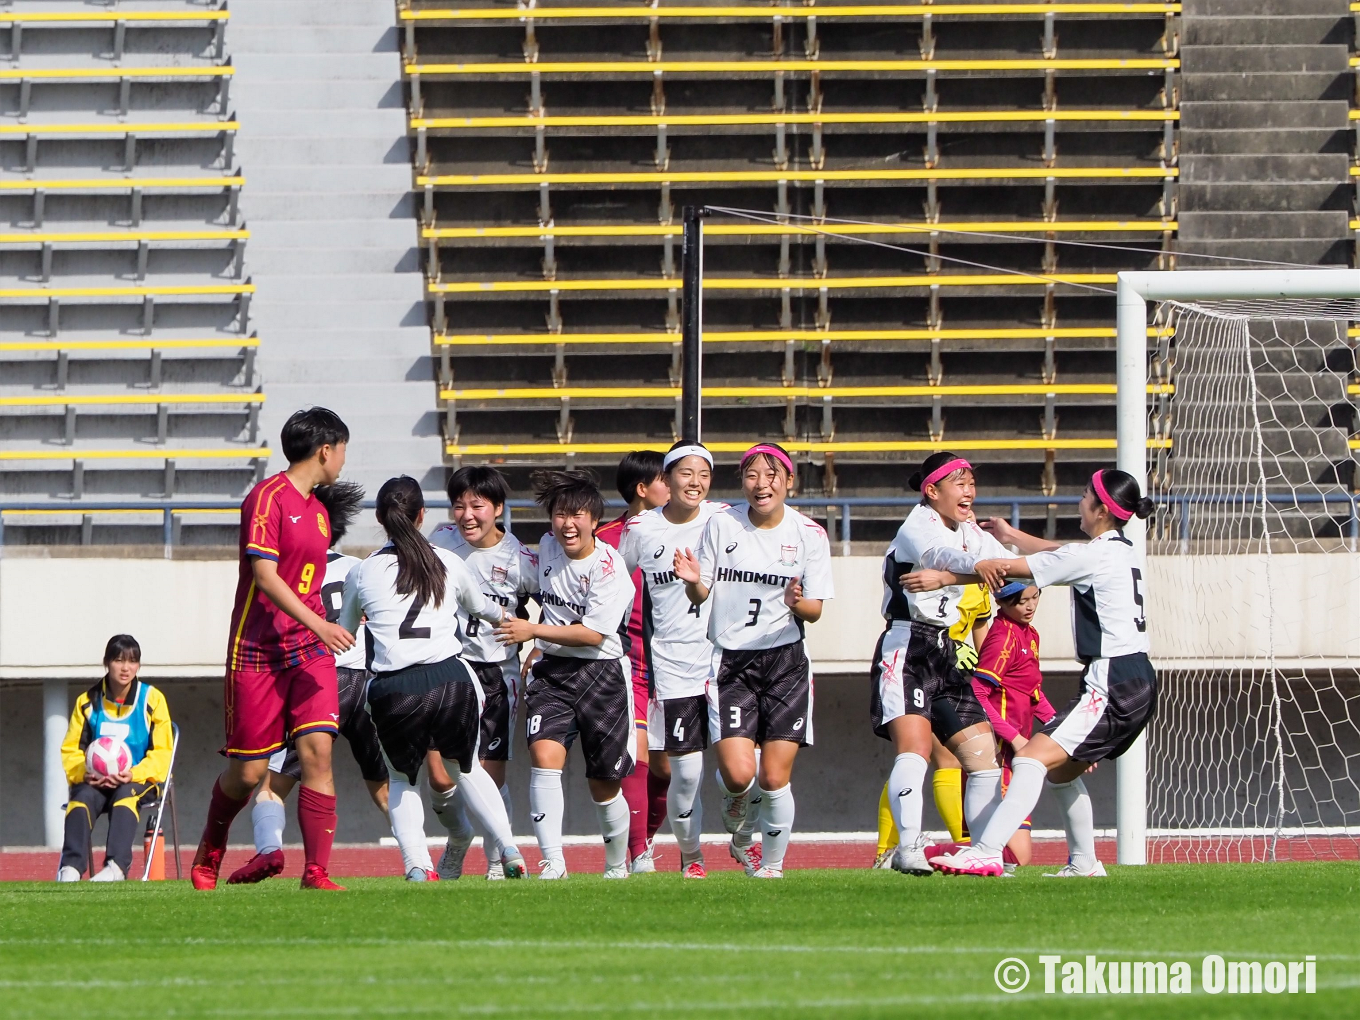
[[1177, 0, 1352, 265], [228, 0, 443, 495]]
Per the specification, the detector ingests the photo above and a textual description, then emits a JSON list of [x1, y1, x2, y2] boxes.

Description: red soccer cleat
[[682, 860, 707, 879], [226, 850, 286, 885], [190, 846, 223, 891], [300, 864, 345, 890]]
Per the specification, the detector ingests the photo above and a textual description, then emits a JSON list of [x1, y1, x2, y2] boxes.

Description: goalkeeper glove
[[955, 642, 979, 673]]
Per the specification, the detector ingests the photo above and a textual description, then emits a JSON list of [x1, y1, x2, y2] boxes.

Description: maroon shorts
[[223, 656, 340, 760]]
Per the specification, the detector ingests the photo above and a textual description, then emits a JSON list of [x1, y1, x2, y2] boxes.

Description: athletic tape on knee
[[952, 732, 999, 772]]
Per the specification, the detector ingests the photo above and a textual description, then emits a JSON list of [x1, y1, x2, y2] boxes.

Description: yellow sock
[[877, 780, 899, 854], [933, 768, 964, 843]]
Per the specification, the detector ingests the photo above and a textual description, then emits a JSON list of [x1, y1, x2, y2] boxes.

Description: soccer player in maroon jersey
[[595, 451, 669, 872], [190, 407, 356, 891]]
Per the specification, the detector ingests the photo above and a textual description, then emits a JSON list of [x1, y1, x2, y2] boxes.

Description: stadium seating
[[0, 2, 259, 541], [402, 0, 1180, 535]]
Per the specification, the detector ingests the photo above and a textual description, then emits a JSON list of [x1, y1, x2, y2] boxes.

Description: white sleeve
[[800, 523, 835, 601], [696, 514, 722, 588], [580, 564, 636, 637], [1028, 542, 1099, 589], [965, 521, 1017, 561], [338, 565, 363, 634], [618, 518, 642, 574], [519, 545, 540, 598], [450, 556, 501, 624]]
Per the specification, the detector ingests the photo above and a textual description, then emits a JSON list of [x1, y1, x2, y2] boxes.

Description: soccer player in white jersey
[[493, 470, 638, 880], [339, 476, 527, 882], [673, 442, 835, 879], [619, 441, 727, 878], [916, 467, 1159, 877], [868, 452, 1014, 876], [430, 466, 538, 879], [228, 480, 391, 884]]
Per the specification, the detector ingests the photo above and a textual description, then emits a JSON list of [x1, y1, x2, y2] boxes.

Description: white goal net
[[1145, 298, 1360, 862]]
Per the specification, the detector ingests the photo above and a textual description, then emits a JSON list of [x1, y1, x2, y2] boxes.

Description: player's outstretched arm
[[900, 568, 983, 592], [783, 578, 823, 623], [980, 518, 1061, 555], [494, 618, 604, 648], [251, 556, 354, 653], [971, 557, 1032, 591], [673, 547, 710, 604]]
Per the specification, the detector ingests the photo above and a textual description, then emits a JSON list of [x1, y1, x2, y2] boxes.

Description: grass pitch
[[0, 864, 1354, 1019]]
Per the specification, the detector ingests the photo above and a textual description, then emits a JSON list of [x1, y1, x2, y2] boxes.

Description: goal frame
[[1114, 268, 1360, 864]]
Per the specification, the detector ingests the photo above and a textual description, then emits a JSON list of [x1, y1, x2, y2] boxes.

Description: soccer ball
[[86, 736, 132, 778]]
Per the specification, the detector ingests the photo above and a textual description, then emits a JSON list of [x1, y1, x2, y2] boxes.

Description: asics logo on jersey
[[725, 541, 739, 553], [652, 545, 665, 558], [486, 738, 502, 752], [544, 566, 553, 576], [532, 812, 545, 823], [715, 567, 793, 587], [614, 757, 624, 770], [678, 810, 693, 819], [792, 718, 805, 730], [289, 515, 301, 523], [766, 829, 782, 837], [897, 788, 913, 798]]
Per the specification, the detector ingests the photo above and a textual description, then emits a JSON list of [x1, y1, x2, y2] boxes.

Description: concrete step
[[233, 134, 411, 167], [253, 274, 424, 303], [232, 79, 404, 111], [228, 0, 408, 28], [248, 218, 419, 248], [229, 53, 404, 81], [240, 191, 416, 221], [1180, 100, 1350, 131], [260, 330, 431, 359], [246, 165, 414, 193], [1179, 152, 1351, 183], [1181, 15, 1349, 46], [1177, 127, 1347, 155], [1181, 45, 1349, 74], [227, 26, 401, 55], [1175, 237, 1351, 264], [1176, 210, 1351, 240], [251, 300, 428, 331], [1179, 71, 1350, 103], [258, 356, 434, 384], [1185, 0, 1349, 16], [232, 110, 411, 138], [245, 247, 421, 275], [1178, 181, 1348, 213]]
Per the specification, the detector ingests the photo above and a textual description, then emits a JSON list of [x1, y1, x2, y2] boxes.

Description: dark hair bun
[[1134, 497, 1156, 520], [907, 471, 924, 492]]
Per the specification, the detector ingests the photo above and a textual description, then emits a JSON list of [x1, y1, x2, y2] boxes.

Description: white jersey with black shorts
[[338, 544, 504, 784], [871, 505, 1010, 742], [619, 500, 726, 753], [1028, 529, 1158, 762], [525, 534, 638, 780], [696, 505, 834, 746], [430, 524, 539, 762], [270, 550, 388, 783]]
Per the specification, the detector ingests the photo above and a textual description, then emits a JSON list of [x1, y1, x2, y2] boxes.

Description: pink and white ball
[[86, 736, 133, 779]]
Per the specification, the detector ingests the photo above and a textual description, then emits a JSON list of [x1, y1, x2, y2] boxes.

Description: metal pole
[[1114, 273, 1149, 866], [680, 205, 704, 442], [43, 679, 68, 849]]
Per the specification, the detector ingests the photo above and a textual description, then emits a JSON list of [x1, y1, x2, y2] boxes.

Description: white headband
[[663, 444, 714, 470]]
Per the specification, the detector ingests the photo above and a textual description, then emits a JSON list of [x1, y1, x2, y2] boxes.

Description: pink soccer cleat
[[929, 845, 1004, 877], [682, 860, 707, 879], [226, 850, 286, 885]]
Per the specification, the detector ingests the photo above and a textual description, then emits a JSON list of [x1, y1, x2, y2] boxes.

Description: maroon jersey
[[595, 513, 647, 684], [227, 473, 332, 672], [970, 614, 1055, 746]]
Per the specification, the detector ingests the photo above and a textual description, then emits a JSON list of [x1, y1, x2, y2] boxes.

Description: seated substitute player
[[595, 450, 670, 872], [869, 452, 1014, 877], [874, 581, 991, 868], [430, 465, 539, 879], [57, 634, 173, 882], [493, 469, 638, 880], [673, 442, 835, 879], [619, 441, 727, 878], [191, 407, 355, 892], [228, 480, 391, 884], [920, 468, 1159, 877], [339, 476, 526, 882]]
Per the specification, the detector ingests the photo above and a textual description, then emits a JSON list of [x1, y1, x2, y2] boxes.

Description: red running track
[[3, 837, 1353, 882]]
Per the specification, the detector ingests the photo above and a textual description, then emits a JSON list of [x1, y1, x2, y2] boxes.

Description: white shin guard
[[963, 767, 1004, 838], [529, 767, 565, 866], [387, 778, 434, 874], [974, 757, 1047, 856], [667, 752, 705, 858], [1048, 776, 1097, 871], [758, 784, 794, 871], [888, 752, 928, 848], [252, 797, 286, 855]]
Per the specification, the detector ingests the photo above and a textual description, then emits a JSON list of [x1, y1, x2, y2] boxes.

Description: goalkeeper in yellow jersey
[[872, 582, 991, 867]]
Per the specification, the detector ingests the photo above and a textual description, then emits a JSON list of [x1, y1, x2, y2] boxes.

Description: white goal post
[[1115, 269, 1360, 865]]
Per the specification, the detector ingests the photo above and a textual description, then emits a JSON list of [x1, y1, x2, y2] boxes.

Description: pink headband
[[741, 443, 794, 475], [1091, 470, 1133, 522], [921, 457, 972, 489]]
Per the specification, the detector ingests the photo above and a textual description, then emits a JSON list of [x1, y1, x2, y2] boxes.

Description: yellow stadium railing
[[0, 228, 248, 245], [406, 58, 1178, 76], [434, 326, 1170, 346], [412, 110, 1179, 130], [0, 336, 259, 353], [0, 393, 263, 408], [0, 447, 268, 462], [445, 438, 1173, 456], [0, 175, 244, 193], [418, 167, 1175, 187], [0, 66, 232, 81], [424, 220, 1174, 241], [0, 283, 253, 299], [0, 10, 229, 23], [429, 273, 1116, 294], [0, 120, 237, 137], [401, 4, 1179, 21], [439, 383, 1172, 400]]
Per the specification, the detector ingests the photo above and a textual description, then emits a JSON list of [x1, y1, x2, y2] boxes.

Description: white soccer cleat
[[537, 858, 568, 880], [602, 864, 629, 880], [629, 840, 657, 873], [728, 838, 763, 877], [1043, 860, 1108, 878], [436, 836, 473, 880], [890, 836, 934, 877], [56, 865, 81, 883], [500, 850, 527, 880], [872, 848, 895, 870], [929, 845, 1004, 877], [486, 855, 506, 881], [405, 867, 439, 882], [90, 861, 125, 883], [751, 865, 783, 879], [681, 858, 707, 879]]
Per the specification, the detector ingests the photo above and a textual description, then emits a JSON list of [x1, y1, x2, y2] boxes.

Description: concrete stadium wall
[[2, 553, 1354, 846]]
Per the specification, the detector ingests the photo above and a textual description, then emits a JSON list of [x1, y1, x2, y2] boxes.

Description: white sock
[[594, 791, 630, 871], [429, 783, 475, 843], [387, 778, 433, 874], [667, 752, 705, 858], [739, 781, 761, 845], [252, 798, 286, 855], [456, 763, 519, 861], [758, 784, 794, 871], [529, 767, 565, 866], [888, 752, 928, 849], [974, 757, 1047, 856], [964, 767, 1004, 838], [500, 783, 512, 830], [1049, 776, 1097, 872]]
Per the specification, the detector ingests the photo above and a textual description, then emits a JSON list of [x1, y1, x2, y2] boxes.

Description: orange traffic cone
[[143, 826, 165, 881]]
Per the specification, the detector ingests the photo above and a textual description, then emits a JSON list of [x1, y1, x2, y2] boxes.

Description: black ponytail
[[313, 479, 365, 548], [1094, 468, 1155, 521], [375, 476, 446, 608]]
